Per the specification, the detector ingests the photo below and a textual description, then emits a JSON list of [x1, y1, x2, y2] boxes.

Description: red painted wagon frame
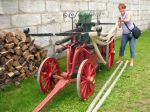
[[24, 21, 115, 112]]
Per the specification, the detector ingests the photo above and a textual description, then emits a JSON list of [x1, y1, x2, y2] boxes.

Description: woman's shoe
[[130, 62, 134, 67], [130, 59, 134, 67]]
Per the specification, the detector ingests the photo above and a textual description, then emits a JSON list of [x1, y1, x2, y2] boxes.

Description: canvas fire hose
[[89, 23, 118, 64]]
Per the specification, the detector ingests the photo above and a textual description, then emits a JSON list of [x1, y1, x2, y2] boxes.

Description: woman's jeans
[[119, 34, 136, 58]]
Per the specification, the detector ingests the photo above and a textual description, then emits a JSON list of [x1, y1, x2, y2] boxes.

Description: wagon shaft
[[33, 79, 75, 112]]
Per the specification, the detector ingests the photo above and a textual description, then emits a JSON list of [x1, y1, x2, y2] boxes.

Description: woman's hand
[[118, 17, 122, 28], [121, 20, 125, 24]]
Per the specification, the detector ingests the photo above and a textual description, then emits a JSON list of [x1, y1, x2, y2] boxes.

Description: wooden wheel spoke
[[51, 64, 56, 73], [89, 83, 93, 91], [83, 84, 90, 98], [88, 84, 92, 92], [89, 68, 94, 76], [83, 66, 89, 77], [87, 84, 91, 94], [43, 74, 49, 80], [52, 70, 57, 75], [47, 62, 52, 71], [88, 64, 92, 75], [81, 75, 86, 81], [42, 65, 48, 72], [80, 80, 87, 86], [46, 82, 51, 91], [41, 77, 48, 83], [43, 80, 50, 90], [43, 76, 50, 81], [91, 72, 96, 77], [81, 84, 87, 97], [81, 84, 87, 94]]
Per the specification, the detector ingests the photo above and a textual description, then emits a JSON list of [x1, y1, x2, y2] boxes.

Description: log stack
[[0, 30, 48, 87]]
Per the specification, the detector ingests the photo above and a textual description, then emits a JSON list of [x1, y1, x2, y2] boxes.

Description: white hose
[[89, 26, 117, 46], [90, 23, 118, 40], [91, 40, 107, 65], [92, 60, 129, 112], [86, 61, 123, 112], [89, 23, 118, 64]]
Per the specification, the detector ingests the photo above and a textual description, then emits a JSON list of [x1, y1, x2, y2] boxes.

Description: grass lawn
[[0, 31, 150, 112]]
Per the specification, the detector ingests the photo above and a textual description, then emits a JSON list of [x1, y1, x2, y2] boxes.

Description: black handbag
[[125, 23, 141, 39]]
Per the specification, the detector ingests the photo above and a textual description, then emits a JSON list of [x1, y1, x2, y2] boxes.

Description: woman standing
[[118, 3, 136, 66]]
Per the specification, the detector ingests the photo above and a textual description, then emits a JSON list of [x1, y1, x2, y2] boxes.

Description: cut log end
[[0, 30, 48, 87]]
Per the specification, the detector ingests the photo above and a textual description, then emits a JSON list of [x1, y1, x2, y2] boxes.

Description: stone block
[[0, 0, 18, 14], [41, 12, 63, 24], [60, 22, 72, 32], [89, 2, 106, 10], [61, 1, 79, 11], [19, 0, 45, 13], [79, 2, 88, 10], [38, 23, 60, 33], [0, 16, 11, 29], [46, 0, 60, 12], [12, 14, 41, 27]]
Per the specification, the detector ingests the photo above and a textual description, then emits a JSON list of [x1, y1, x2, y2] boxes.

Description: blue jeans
[[119, 34, 136, 58]]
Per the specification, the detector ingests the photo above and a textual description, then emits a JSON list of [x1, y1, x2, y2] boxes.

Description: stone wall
[[0, 0, 150, 56]]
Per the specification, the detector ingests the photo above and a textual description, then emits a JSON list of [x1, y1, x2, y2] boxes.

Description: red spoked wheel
[[77, 59, 96, 100], [107, 40, 115, 69], [37, 57, 60, 94]]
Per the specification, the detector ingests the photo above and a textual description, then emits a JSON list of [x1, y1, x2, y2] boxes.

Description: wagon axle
[[33, 79, 74, 112]]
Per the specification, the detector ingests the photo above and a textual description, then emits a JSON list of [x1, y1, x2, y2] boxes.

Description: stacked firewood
[[0, 30, 47, 87]]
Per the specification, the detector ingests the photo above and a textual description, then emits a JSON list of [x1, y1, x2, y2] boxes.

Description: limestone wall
[[0, 0, 150, 56]]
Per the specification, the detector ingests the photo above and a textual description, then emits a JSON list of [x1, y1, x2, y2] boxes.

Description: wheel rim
[[77, 59, 96, 100], [37, 57, 60, 93], [108, 40, 115, 69]]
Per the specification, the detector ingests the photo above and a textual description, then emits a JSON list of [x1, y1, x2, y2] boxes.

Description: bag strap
[[124, 22, 135, 33], [124, 23, 132, 32]]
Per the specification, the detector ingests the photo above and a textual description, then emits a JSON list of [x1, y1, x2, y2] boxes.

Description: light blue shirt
[[121, 12, 134, 34]]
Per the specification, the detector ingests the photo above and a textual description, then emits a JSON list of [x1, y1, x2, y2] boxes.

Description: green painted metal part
[[78, 10, 92, 23], [78, 10, 93, 43]]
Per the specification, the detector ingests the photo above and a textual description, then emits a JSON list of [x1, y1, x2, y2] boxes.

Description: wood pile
[[0, 30, 48, 87]]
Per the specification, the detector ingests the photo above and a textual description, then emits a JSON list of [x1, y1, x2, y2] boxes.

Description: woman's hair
[[118, 3, 126, 9]]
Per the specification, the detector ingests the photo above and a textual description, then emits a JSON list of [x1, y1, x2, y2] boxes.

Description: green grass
[[0, 31, 150, 112]]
